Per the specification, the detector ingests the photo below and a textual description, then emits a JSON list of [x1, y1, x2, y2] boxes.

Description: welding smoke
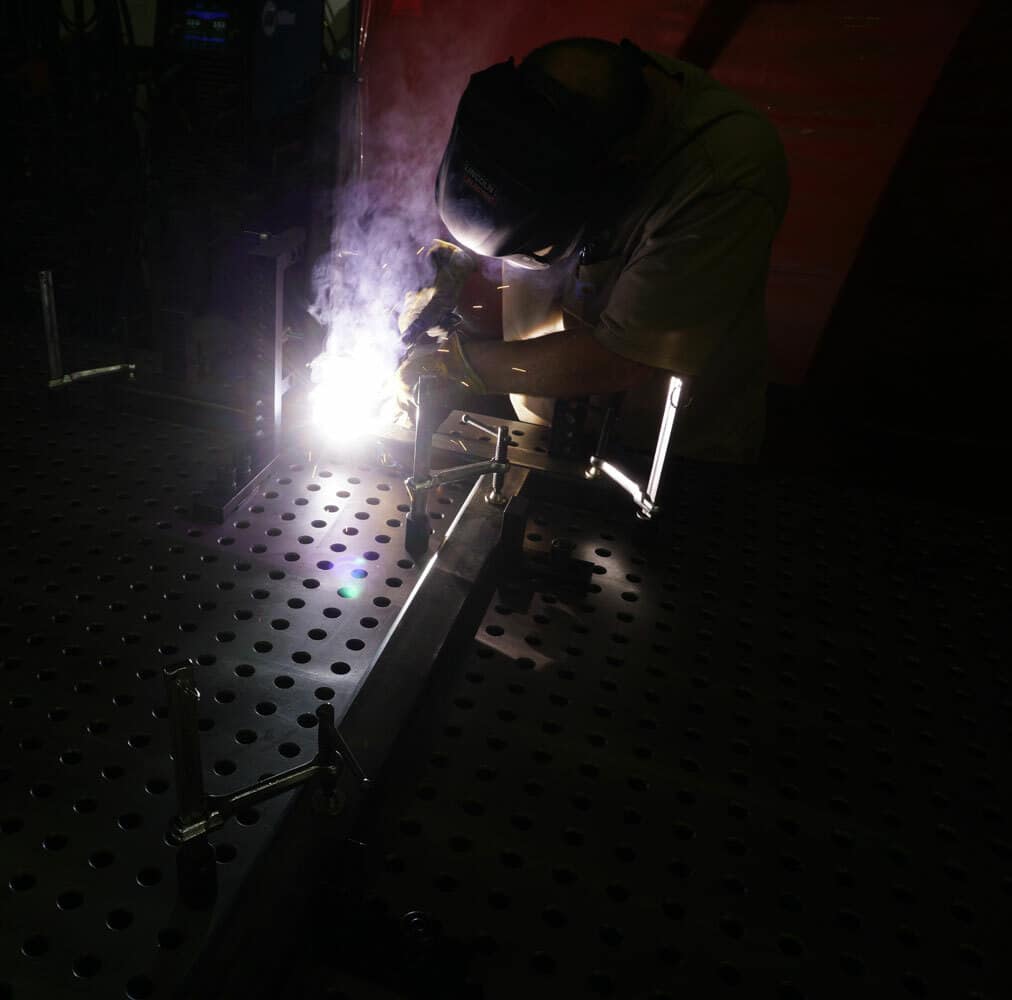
[[308, 180, 435, 372], [307, 6, 518, 397], [308, 49, 443, 377]]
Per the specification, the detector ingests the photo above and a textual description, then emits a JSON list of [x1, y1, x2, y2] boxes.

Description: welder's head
[[436, 38, 648, 269]]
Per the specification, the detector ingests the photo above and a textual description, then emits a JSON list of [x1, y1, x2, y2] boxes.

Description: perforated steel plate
[[339, 466, 1012, 1000], [3, 337, 1011, 1000], [0, 351, 460, 999]]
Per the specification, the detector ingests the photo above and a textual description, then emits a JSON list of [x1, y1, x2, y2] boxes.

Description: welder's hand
[[392, 334, 488, 427], [397, 239, 476, 346]]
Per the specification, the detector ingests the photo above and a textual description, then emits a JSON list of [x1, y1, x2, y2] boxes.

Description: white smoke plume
[[307, 39, 451, 377], [307, 7, 523, 365]]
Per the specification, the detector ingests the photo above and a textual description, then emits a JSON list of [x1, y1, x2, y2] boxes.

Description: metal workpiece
[[192, 453, 283, 524], [340, 464, 530, 780]]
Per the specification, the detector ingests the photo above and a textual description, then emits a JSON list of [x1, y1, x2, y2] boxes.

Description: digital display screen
[[180, 8, 230, 48]]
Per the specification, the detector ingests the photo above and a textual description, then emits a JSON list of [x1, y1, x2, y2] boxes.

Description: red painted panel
[[357, 0, 977, 383]]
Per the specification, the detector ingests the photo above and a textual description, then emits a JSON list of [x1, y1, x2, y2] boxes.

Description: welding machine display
[[179, 7, 232, 49]]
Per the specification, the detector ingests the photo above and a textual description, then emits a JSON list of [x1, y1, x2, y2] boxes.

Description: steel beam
[[339, 465, 529, 777]]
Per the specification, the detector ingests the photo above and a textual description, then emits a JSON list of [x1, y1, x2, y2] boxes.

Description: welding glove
[[392, 333, 488, 427], [397, 239, 476, 347]]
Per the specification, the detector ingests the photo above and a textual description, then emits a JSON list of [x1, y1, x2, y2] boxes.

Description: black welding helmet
[[436, 41, 647, 269]]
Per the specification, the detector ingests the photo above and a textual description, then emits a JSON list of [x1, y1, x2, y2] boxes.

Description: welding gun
[[397, 239, 476, 352]]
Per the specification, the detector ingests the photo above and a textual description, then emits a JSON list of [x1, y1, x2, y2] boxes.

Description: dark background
[[1, 4, 1010, 999], [1, 0, 1008, 489]]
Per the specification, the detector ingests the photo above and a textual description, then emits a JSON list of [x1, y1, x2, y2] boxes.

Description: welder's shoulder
[[698, 97, 790, 223]]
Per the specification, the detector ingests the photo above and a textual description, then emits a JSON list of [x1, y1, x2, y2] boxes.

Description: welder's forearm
[[455, 314, 502, 341], [464, 330, 651, 397]]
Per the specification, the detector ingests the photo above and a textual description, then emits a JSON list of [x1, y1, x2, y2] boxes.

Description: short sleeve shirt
[[503, 54, 789, 463]]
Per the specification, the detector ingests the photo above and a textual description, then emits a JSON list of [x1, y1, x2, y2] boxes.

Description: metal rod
[[585, 396, 621, 483], [170, 762, 337, 843], [39, 270, 63, 382], [490, 424, 509, 504], [407, 457, 506, 493], [48, 363, 135, 390], [594, 393, 623, 459], [164, 663, 206, 827], [414, 376, 437, 470], [459, 413, 511, 504], [316, 702, 337, 765], [597, 460, 645, 505], [405, 375, 437, 554], [224, 762, 335, 813], [643, 376, 683, 509], [460, 413, 498, 437]]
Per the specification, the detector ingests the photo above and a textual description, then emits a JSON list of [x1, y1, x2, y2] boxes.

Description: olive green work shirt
[[502, 54, 789, 463]]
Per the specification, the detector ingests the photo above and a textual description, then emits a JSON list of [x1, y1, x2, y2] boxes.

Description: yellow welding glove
[[398, 239, 476, 344], [393, 334, 488, 426]]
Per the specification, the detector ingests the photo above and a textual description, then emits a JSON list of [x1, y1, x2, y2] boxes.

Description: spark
[[496, 284, 510, 290], [472, 304, 483, 309], [510, 366, 527, 374], [416, 246, 425, 255]]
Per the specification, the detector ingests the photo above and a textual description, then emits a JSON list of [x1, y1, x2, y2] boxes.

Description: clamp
[[586, 375, 683, 520], [403, 375, 514, 555], [163, 661, 368, 906]]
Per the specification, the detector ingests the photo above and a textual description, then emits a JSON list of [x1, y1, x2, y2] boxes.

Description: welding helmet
[[435, 41, 647, 269]]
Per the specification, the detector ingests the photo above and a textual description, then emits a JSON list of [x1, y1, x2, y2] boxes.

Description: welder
[[395, 37, 789, 463]]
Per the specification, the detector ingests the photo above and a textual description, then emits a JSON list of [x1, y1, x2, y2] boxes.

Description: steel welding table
[[1, 346, 1011, 1000]]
